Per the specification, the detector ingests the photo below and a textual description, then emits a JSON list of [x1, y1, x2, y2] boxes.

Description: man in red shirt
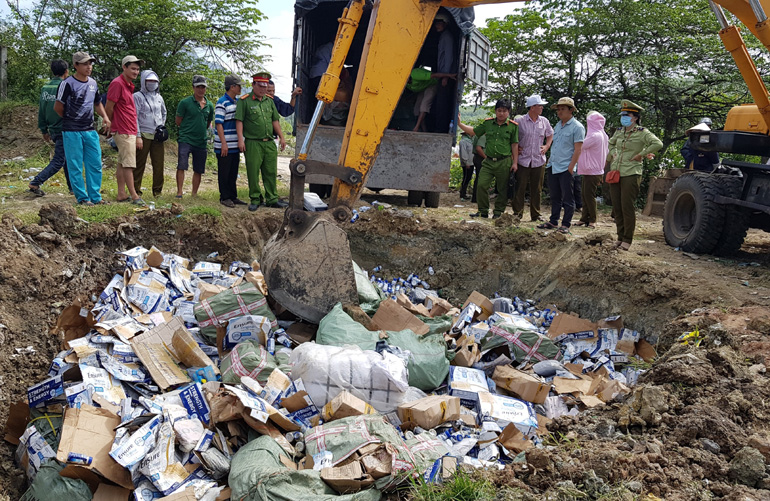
[[106, 55, 145, 205]]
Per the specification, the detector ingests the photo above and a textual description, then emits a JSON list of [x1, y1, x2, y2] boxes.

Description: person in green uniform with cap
[[236, 71, 287, 211], [607, 99, 663, 251], [457, 99, 519, 218]]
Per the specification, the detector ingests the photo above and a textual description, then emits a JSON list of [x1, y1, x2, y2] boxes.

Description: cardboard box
[[448, 366, 489, 409], [132, 317, 218, 390], [360, 445, 393, 479], [56, 405, 132, 489], [548, 313, 598, 343], [636, 339, 657, 362], [461, 291, 495, 321], [321, 391, 376, 422], [286, 322, 316, 345], [321, 461, 375, 494], [552, 376, 593, 396], [93, 484, 131, 500], [477, 392, 538, 432], [371, 299, 429, 335], [492, 366, 551, 405], [451, 335, 481, 368], [426, 296, 453, 318], [397, 395, 461, 430]]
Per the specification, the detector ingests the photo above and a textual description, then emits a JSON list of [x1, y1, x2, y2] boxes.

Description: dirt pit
[[1, 202, 770, 499]]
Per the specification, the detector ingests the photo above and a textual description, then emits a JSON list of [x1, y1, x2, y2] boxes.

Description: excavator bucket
[[261, 212, 358, 324]]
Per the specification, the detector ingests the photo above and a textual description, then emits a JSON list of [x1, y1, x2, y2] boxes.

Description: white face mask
[[146, 81, 159, 91]]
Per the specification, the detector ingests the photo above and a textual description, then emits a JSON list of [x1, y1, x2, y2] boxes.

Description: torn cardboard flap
[[321, 461, 375, 494], [56, 404, 132, 489], [492, 366, 551, 405], [636, 339, 657, 362], [548, 313, 598, 343], [552, 376, 593, 396], [4, 400, 30, 445], [498, 423, 533, 453], [395, 294, 431, 317], [132, 317, 217, 390], [92, 483, 131, 500], [451, 335, 481, 368], [426, 296, 453, 318], [461, 291, 494, 320], [371, 299, 429, 335]]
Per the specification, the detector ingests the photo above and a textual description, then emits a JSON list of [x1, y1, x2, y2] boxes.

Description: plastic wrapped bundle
[[289, 343, 409, 413]]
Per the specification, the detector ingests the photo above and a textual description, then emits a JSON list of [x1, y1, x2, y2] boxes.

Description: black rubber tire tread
[[424, 191, 440, 208], [663, 172, 726, 254], [407, 190, 424, 207], [712, 175, 750, 256]]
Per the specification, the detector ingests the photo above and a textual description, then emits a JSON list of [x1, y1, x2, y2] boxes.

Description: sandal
[[536, 222, 557, 229], [77, 200, 94, 206], [175, 195, 183, 199], [94, 200, 109, 205], [132, 197, 147, 206], [587, 223, 596, 228], [619, 242, 631, 251], [557, 226, 571, 234], [116, 197, 130, 203], [29, 186, 45, 197], [574, 221, 588, 227]]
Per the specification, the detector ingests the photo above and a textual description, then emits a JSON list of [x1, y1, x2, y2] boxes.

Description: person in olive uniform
[[607, 99, 663, 250], [457, 99, 519, 219], [235, 72, 287, 211]]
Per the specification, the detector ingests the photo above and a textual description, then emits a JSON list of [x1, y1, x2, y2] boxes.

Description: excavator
[[262, 0, 770, 323], [662, 0, 770, 255]]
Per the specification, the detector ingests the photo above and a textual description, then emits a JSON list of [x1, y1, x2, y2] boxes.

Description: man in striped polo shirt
[[216, 74, 248, 208]]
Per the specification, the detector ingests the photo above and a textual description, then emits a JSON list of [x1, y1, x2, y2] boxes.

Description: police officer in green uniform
[[607, 99, 663, 250], [458, 99, 519, 218], [235, 71, 287, 211]]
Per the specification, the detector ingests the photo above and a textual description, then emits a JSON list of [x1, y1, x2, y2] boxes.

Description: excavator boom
[[262, 0, 524, 323]]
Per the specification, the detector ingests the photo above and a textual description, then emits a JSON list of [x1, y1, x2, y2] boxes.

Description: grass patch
[[543, 431, 581, 452], [75, 203, 137, 223], [181, 205, 222, 219], [15, 211, 41, 225], [410, 470, 496, 501], [0, 100, 29, 117]]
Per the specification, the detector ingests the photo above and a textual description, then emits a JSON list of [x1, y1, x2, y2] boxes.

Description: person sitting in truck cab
[[681, 118, 720, 172]]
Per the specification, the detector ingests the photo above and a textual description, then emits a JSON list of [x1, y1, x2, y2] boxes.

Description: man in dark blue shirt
[[267, 80, 302, 117]]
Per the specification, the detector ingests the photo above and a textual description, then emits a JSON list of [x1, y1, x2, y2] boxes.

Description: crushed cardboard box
[[372, 299, 429, 335], [397, 395, 460, 430], [492, 366, 551, 405]]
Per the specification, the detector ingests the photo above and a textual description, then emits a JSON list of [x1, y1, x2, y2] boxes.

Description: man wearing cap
[[538, 97, 584, 233], [432, 10, 457, 133], [216, 75, 247, 208], [681, 118, 719, 172], [267, 80, 302, 118], [106, 55, 144, 205], [54, 51, 111, 206], [457, 99, 519, 219], [235, 71, 287, 211], [511, 94, 554, 221], [175, 75, 215, 198], [607, 99, 663, 250], [133, 69, 167, 197], [29, 59, 73, 197]]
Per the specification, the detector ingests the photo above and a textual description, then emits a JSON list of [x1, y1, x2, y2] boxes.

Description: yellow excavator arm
[[262, 0, 524, 323], [710, 0, 770, 131]]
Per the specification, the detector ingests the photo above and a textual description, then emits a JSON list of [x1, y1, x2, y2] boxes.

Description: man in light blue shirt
[[539, 97, 584, 232]]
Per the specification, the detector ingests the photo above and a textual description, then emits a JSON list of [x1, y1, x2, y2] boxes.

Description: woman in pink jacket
[[574, 111, 608, 228]]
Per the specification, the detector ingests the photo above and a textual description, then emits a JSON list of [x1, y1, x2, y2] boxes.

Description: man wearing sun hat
[[538, 97, 584, 233], [175, 75, 214, 198], [106, 55, 145, 205], [511, 94, 554, 221], [235, 71, 287, 211]]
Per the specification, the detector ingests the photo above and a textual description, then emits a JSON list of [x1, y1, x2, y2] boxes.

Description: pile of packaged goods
[[8, 250, 657, 501]]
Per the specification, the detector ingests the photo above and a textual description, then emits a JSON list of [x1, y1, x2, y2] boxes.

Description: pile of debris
[[6, 245, 657, 500]]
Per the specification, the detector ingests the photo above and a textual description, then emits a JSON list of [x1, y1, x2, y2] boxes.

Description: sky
[[257, 3, 520, 100]]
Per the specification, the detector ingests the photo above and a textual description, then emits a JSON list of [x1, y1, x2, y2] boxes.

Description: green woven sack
[[194, 282, 277, 343], [220, 340, 289, 384]]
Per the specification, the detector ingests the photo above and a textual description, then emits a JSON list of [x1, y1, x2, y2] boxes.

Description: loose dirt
[[2, 105, 770, 499]]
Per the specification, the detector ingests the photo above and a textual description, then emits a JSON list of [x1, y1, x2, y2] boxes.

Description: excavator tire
[[424, 191, 440, 208], [663, 172, 726, 254], [712, 175, 749, 256], [407, 190, 424, 207]]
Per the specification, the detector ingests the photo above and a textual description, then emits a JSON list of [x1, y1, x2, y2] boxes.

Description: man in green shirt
[[29, 59, 72, 196], [458, 99, 519, 218], [175, 75, 214, 198], [235, 72, 287, 211]]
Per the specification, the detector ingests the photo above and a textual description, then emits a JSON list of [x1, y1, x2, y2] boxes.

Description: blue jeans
[[31, 132, 72, 191], [548, 170, 575, 227], [63, 130, 103, 203]]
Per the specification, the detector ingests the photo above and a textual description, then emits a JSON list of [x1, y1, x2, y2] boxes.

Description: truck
[[662, 0, 770, 256], [290, 0, 491, 208]]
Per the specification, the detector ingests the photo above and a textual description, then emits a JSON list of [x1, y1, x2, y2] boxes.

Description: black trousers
[[471, 153, 484, 203], [217, 151, 240, 201], [460, 164, 474, 199], [548, 170, 575, 227]]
